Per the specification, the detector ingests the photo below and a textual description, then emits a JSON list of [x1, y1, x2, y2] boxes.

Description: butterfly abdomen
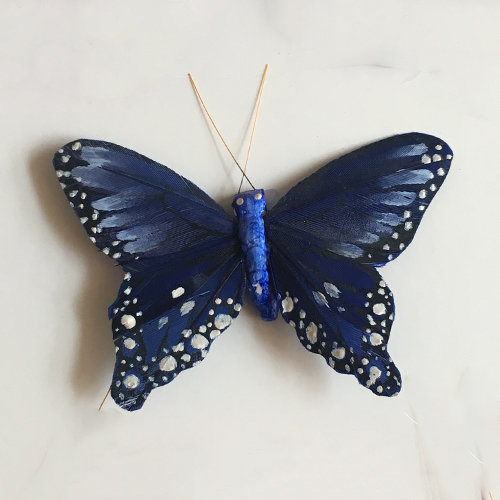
[[233, 190, 278, 321]]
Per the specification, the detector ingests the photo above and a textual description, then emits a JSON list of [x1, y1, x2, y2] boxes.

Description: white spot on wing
[[158, 316, 169, 329], [306, 322, 318, 343], [159, 356, 177, 372], [332, 347, 345, 359], [366, 366, 382, 388], [172, 287, 185, 298], [214, 314, 232, 330], [180, 300, 195, 316], [121, 315, 136, 329], [370, 333, 384, 345], [210, 329, 221, 339], [124, 338, 136, 349], [123, 374, 139, 389], [373, 303, 386, 315], [191, 334, 209, 349], [324, 282, 341, 298], [282, 296, 294, 313], [312, 291, 330, 308], [172, 342, 184, 352]]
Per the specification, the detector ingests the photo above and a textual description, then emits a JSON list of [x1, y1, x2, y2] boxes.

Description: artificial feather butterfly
[[53, 133, 452, 411]]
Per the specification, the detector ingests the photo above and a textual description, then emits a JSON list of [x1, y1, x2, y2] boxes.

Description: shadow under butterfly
[[53, 133, 452, 411]]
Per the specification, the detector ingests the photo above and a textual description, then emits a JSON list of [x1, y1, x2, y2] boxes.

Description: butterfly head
[[232, 189, 267, 216]]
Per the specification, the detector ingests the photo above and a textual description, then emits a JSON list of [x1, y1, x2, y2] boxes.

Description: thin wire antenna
[[238, 64, 269, 193], [188, 73, 255, 190], [98, 387, 111, 411]]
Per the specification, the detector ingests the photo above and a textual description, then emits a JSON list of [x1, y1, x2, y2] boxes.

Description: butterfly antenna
[[188, 73, 255, 190], [98, 387, 111, 411], [238, 64, 268, 193]]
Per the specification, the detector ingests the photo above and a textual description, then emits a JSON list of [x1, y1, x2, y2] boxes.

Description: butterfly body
[[232, 189, 278, 322], [53, 133, 452, 411]]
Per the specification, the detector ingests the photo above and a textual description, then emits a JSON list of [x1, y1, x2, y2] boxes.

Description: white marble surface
[[1, 1, 499, 499]]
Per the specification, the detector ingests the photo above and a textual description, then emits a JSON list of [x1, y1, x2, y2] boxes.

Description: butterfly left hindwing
[[111, 251, 246, 411]]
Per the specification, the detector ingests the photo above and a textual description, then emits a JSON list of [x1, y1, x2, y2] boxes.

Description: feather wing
[[54, 140, 245, 410], [266, 133, 452, 394], [266, 133, 452, 265], [53, 140, 235, 271], [110, 247, 245, 411], [269, 241, 400, 396]]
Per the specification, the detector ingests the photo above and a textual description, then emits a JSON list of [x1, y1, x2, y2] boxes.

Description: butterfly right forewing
[[267, 133, 452, 266]]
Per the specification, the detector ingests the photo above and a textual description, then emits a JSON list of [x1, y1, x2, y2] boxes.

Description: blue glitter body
[[232, 189, 278, 321]]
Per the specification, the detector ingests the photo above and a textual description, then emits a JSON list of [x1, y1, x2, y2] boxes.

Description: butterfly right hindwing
[[269, 240, 401, 396]]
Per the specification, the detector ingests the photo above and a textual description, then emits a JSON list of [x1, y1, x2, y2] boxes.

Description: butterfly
[[53, 133, 452, 411]]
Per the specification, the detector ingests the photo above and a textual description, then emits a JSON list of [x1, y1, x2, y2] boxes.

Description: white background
[[1, 1, 498, 499]]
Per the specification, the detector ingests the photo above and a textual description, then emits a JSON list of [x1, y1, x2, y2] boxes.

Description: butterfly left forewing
[[53, 139, 235, 270], [269, 238, 401, 396]]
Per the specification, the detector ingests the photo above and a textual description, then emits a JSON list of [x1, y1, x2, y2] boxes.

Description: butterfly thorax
[[232, 189, 278, 322]]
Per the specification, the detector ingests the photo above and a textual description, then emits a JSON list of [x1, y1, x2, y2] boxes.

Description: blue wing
[[54, 140, 245, 410], [266, 133, 452, 395], [269, 240, 400, 396], [53, 140, 235, 270], [110, 249, 245, 411], [267, 133, 452, 265]]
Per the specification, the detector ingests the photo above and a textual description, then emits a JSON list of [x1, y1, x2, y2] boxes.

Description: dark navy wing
[[53, 139, 235, 272], [269, 241, 400, 396], [110, 246, 245, 411], [53, 140, 245, 410], [266, 133, 452, 265]]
